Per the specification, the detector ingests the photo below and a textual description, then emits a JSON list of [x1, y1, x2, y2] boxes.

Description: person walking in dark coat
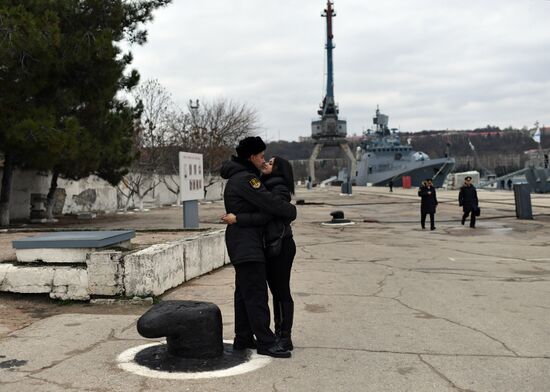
[[223, 156, 297, 351], [388, 179, 394, 192], [418, 178, 438, 230], [220, 136, 296, 358], [458, 176, 479, 228]]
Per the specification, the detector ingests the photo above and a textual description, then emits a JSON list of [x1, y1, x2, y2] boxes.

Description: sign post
[[179, 152, 204, 229]]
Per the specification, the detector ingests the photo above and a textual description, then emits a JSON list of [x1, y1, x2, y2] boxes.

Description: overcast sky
[[128, 0, 550, 141]]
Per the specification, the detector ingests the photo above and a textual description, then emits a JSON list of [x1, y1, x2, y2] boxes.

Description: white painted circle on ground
[[117, 340, 272, 379], [321, 221, 356, 226]]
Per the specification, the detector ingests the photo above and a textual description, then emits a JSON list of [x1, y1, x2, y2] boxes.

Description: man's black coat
[[220, 157, 296, 265], [458, 184, 479, 212]]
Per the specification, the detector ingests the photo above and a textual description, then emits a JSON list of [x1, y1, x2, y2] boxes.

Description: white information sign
[[179, 152, 204, 202]]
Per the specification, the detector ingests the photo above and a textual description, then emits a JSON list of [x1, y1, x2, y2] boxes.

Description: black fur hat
[[236, 136, 266, 159]]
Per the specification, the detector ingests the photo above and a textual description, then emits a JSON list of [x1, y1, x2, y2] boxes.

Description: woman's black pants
[[266, 236, 296, 336], [421, 212, 435, 229]]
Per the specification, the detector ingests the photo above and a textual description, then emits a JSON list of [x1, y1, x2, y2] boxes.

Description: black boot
[[273, 299, 282, 338], [279, 302, 294, 351], [257, 342, 291, 358]]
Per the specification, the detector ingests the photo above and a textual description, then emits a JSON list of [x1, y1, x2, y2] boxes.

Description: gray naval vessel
[[353, 107, 455, 188]]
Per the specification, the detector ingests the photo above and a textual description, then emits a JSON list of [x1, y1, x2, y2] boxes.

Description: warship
[[353, 107, 455, 188]]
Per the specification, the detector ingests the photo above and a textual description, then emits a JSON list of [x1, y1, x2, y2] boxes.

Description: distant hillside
[[266, 126, 549, 177], [404, 127, 544, 158]]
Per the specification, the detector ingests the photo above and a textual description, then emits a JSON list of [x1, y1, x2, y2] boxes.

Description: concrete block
[[210, 231, 227, 270], [223, 237, 230, 265], [50, 267, 89, 301], [0, 263, 17, 286], [183, 230, 226, 280], [86, 251, 123, 296], [123, 242, 185, 297], [1, 265, 55, 293], [15, 248, 94, 264], [0, 263, 88, 300], [181, 236, 201, 281]]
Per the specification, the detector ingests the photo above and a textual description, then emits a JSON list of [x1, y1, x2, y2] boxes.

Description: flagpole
[[533, 122, 543, 166]]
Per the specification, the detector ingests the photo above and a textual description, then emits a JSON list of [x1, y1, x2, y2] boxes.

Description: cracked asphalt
[[1, 186, 549, 391]]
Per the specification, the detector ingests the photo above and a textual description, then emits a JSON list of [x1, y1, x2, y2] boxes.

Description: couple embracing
[[220, 136, 297, 358]]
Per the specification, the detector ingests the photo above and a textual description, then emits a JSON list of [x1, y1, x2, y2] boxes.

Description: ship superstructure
[[354, 107, 455, 187]]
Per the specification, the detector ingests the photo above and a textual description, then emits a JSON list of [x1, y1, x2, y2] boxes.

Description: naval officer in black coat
[[220, 136, 296, 358], [418, 178, 438, 230], [458, 176, 479, 228]]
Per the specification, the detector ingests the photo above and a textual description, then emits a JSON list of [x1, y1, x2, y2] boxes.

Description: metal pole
[[183, 200, 199, 229]]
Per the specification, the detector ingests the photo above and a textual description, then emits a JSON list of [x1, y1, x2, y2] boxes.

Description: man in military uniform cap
[[220, 136, 296, 358], [459, 176, 479, 228]]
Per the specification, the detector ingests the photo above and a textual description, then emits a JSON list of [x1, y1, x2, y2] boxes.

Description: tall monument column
[[308, 1, 354, 187]]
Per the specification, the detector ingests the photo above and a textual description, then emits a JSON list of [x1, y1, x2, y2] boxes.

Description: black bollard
[[324, 210, 352, 225], [137, 300, 223, 359], [330, 210, 345, 221]]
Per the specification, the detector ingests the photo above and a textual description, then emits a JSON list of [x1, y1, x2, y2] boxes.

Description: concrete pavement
[[1, 186, 549, 391]]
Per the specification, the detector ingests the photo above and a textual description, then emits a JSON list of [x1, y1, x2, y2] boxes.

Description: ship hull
[[354, 158, 455, 188], [525, 167, 550, 193]]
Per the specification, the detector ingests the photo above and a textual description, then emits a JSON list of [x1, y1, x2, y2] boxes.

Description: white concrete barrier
[[1, 264, 55, 294], [50, 268, 89, 300], [0, 263, 89, 300], [123, 241, 185, 297], [182, 230, 227, 281], [86, 251, 123, 296], [0, 229, 228, 300]]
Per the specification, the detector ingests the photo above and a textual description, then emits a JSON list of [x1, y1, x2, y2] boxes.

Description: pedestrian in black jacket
[[458, 176, 479, 228], [220, 136, 296, 358], [418, 178, 438, 230], [226, 156, 296, 351]]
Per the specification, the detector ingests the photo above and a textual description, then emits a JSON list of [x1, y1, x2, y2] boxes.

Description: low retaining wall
[[0, 264, 89, 300], [0, 229, 229, 300]]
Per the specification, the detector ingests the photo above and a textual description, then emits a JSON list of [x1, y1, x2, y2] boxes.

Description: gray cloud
[[128, 0, 550, 140]]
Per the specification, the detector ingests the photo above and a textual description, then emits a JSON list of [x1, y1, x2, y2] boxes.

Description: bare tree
[[169, 98, 259, 171], [162, 98, 259, 201], [118, 79, 173, 210], [160, 110, 189, 204]]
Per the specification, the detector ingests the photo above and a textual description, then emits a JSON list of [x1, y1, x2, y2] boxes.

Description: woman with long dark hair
[[222, 156, 296, 351], [261, 156, 296, 351]]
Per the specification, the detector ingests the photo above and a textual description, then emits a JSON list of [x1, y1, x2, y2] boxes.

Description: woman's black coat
[[235, 175, 294, 243], [418, 185, 438, 214]]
